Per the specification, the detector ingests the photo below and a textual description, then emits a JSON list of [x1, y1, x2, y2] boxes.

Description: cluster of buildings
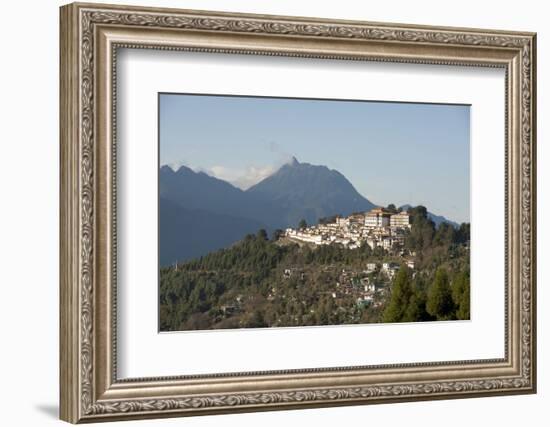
[[334, 268, 384, 307], [285, 207, 413, 251], [338, 261, 415, 305], [266, 257, 417, 318], [279, 261, 416, 310]]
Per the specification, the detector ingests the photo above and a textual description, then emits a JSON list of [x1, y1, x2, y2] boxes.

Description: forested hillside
[[160, 207, 470, 331]]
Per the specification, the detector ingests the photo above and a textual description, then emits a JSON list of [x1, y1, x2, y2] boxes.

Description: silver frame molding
[[60, 2, 537, 423]]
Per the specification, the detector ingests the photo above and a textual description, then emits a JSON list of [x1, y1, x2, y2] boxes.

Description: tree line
[[382, 266, 470, 323]]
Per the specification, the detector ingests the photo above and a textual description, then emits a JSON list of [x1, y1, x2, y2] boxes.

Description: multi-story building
[[349, 213, 366, 225], [365, 207, 391, 228], [381, 236, 394, 250], [390, 211, 412, 228]]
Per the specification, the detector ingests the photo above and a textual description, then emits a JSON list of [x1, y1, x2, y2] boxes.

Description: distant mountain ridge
[[160, 157, 376, 231], [159, 159, 461, 264], [160, 165, 283, 226]]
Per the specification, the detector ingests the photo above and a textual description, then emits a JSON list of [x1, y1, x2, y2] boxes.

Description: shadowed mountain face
[[159, 197, 265, 266], [246, 157, 376, 227], [159, 165, 283, 227]]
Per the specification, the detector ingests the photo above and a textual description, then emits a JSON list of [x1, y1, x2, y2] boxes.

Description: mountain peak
[[174, 164, 195, 175], [160, 164, 175, 173], [288, 156, 299, 166], [246, 158, 375, 227]]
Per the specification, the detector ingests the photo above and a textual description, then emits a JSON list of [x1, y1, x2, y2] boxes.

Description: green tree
[[456, 284, 470, 320], [318, 214, 340, 225], [426, 268, 455, 320], [271, 229, 284, 241], [382, 267, 413, 323], [455, 223, 471, 244], [373, 246, 386, 257], [434, 222, 455, 247], [298, 218, 308, 229], [405, 205, 435, 251], [247, 310, 267, 328], [402, 279, 431, 322], [386, 203, 397, 213], [407, 205, 428, 219], [452, 270, 470, 319], [256, 228, 268, 241]]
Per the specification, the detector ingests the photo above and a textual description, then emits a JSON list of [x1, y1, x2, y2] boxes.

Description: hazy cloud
[[201, 141, 297, 189], [208, 164, 278, 190], [268, 141, 294, 165], [167, 141, 298, 190]]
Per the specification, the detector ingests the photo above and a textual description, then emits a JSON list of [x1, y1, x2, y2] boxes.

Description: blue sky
[[160, 93, 470, 224]]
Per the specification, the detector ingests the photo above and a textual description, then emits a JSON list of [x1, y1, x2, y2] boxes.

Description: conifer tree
[[452, 271, 470, 320], [382, 267, 412, 323], [456, 284, 470, 320], [403, 284, 430, 322], [426, 268, 455, 320]]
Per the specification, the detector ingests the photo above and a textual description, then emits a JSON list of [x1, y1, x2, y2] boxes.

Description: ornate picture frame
[[60, 2, 536, 423]]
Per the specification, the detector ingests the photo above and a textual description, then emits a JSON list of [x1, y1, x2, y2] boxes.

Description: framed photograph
[[60, 2, 537, 423]]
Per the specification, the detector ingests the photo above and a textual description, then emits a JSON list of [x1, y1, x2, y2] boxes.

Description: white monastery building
[[285, 207, 413, 251]]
